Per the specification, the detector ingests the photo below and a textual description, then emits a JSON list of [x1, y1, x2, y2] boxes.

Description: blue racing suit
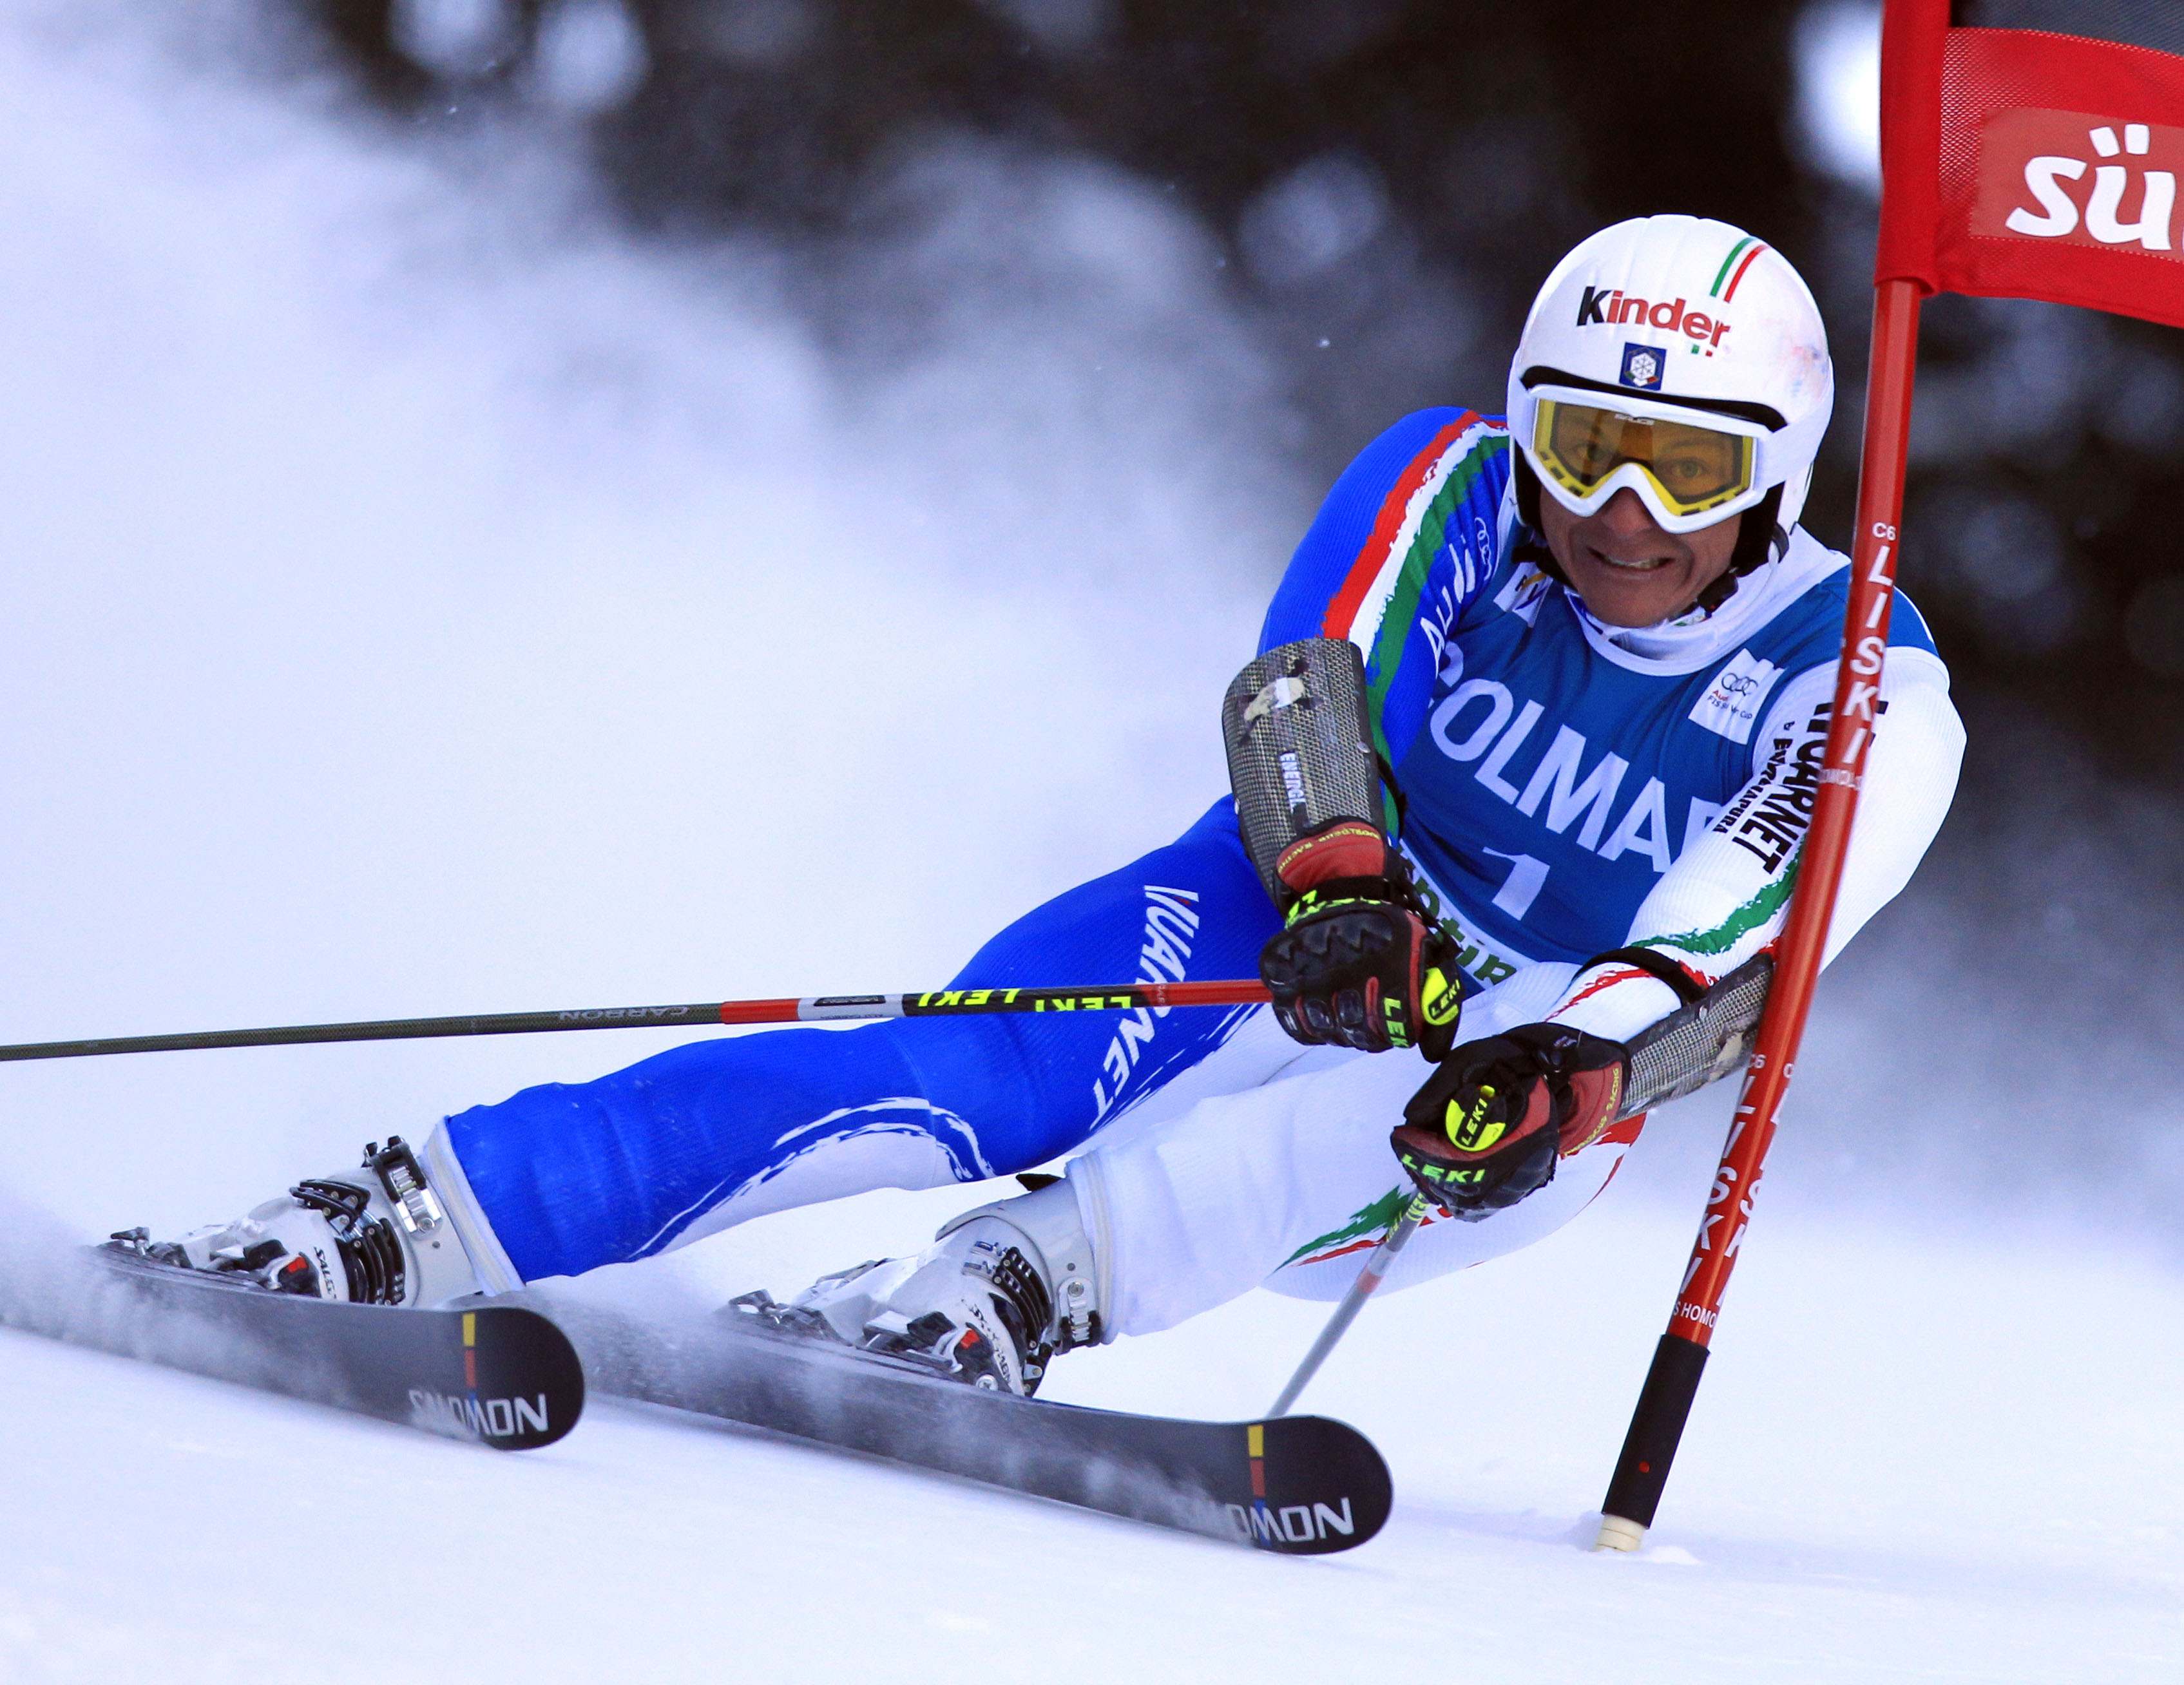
[[439, 409, 1954, 1288]]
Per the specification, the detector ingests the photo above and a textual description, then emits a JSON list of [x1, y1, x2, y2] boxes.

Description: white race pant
[[1068, 961, 1645, 1337]]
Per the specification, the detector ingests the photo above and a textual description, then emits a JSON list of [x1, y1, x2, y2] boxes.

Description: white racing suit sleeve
[[1545, 648, 1966, 1043]]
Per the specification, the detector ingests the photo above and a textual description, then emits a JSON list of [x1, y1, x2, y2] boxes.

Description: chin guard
[[1221, 638, 1385, 904]]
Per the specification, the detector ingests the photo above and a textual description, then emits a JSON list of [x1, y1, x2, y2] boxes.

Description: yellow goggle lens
[[1535, 401, 1755, 517]]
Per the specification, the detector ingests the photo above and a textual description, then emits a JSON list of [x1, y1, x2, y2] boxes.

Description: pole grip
[[1598, 1333, 1710, 1547]]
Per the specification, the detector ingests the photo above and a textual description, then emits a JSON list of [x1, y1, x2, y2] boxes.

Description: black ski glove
[[1257, 820, 1462, 1058], [1390, 1024, 1629, 1221]]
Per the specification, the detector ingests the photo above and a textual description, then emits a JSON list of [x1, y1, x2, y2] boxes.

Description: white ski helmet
[[1506, 216, 1833, 551]]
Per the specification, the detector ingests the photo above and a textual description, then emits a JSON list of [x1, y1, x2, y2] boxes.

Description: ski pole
[[1268, 1191, 1430, 1417], [0, 979, 1272, 1063]]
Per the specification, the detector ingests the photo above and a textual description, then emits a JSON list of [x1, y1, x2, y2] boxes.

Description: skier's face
[[1538, 488, 1741, 627]]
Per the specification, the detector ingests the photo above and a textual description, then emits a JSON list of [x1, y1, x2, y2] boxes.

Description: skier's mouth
[[1587, 547, 1674, 573]]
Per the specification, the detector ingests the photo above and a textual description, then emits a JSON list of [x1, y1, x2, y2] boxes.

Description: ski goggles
[[1531, 399, 1758, 523]]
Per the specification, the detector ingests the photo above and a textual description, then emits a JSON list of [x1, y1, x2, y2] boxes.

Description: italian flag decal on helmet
[[1505, 215, 1834, 538]]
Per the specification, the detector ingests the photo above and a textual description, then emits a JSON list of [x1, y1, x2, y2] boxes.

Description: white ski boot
[[731, 1176, 1106, 1396], [113, 1136, 484, 1307]]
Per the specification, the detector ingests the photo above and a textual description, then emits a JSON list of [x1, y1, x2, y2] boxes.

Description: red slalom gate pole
[[1593, 277, 1926, 1552]]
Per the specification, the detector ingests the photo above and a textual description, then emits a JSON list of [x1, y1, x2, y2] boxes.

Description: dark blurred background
[[302, 0, 2183, 785]]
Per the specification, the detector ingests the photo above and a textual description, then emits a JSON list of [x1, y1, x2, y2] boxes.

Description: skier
[[139, 216, 1964, 1396]]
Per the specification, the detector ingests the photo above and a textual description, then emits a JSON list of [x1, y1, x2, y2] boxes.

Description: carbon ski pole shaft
[[1268, 1192, 1430, 1418], [0, 979, 1272, 1063]]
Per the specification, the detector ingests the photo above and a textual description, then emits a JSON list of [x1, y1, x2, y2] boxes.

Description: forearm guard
[[1221, 638, 1385, 907]]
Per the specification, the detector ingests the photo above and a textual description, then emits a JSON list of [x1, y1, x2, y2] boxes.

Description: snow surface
[[6, 1147, 2181, 1684], [0, 6, 2179, 1681]]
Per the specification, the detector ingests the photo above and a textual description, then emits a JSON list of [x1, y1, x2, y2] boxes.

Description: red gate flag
[[1879, 1, 2184, 328]]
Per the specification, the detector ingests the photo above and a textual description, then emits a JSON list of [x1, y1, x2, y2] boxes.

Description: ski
[[0, 1242, 584, 1450], [530, 1293, 1392, 1554]]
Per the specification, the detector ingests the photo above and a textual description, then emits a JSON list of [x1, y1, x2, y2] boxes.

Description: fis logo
[[1687, 648, 1782, 746], [1619, 343, 1665, 391]]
